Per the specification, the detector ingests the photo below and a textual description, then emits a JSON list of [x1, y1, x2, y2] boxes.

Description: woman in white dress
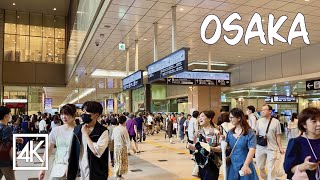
[[39, 104, 77, 180], [112, 115, 130, 179], [288, 113, 300, 139]]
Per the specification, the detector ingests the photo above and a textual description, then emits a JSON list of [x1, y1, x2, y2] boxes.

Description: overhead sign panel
[[147, 48, 189, 83], [306, 79, 320, 91], [273, 96, 296, 102], [166, 71, 230, 86], [122, 70, 144, 91]]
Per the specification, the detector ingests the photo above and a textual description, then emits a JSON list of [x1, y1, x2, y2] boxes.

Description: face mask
[[81, 114, 92, 124]]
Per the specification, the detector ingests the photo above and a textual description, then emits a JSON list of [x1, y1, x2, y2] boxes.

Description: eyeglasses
[[229, 116, 236, 119]]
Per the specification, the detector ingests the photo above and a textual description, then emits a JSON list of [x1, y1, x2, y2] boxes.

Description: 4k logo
[[13, 134, 49, 170]]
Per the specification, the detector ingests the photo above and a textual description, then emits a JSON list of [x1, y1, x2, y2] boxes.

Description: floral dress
[[194, 127, 221, 180]]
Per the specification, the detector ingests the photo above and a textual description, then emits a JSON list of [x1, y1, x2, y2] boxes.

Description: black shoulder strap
[[266, 118, 273, 134]]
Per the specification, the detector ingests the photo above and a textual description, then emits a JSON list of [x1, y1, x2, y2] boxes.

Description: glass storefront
[[4, 10, 65, 64]]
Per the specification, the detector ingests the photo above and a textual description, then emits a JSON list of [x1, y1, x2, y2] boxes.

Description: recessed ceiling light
[[262, 19, 265, 22], [260, 48, 264, 51], [53, 8, 56, 11], [143, 39, 147, 41], [238, 56, 241, 57], [305, 0, 310, 1], [159, 25, 163, 28], [179, 8, 184, 11], [230, 33, 234, 36], [12, 3, 16, 6]]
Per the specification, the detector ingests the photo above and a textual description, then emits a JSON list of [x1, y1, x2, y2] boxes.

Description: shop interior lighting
[[3, 99, 27, 103], [13, 3, 16, 6], [53, 8, 57, 11], [229, 90, 272, 93]]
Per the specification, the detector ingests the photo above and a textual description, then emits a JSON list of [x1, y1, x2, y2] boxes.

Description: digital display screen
[[122, 70, 144, 90]]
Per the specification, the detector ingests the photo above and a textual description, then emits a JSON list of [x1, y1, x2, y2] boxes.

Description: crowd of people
[[184, 105, 320, 180], [0, 102, 319, 180]]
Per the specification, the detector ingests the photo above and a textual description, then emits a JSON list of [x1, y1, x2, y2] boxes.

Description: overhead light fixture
[[179, 8, 184, 11], [188, 62, 229, 67], [143, 39, 147, 41], [53, 8, 57, 11], [12, 2, 16, 6], [192, 69, 225, 72], [3, 99, 27, 103], [69, 88, 96, 104], [230, 33, 234, 36], [91, 69, 135, 78], [260, 48, 264, 51], [298, 81, 303, 84], [305, 0, 310, 1]]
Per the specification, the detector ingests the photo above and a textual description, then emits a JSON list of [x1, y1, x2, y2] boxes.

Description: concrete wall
[[3, 62, 66, 86], [230, 44, 320, 86]]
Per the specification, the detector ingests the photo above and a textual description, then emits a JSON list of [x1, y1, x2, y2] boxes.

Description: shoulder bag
[[226, 133, 242, 166], [257, 118, 272, 146]]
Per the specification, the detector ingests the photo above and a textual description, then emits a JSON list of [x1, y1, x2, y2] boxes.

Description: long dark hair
[[291, 113, 298, 122], [201, 110, 216, 127], [230, 108, 251, 135]]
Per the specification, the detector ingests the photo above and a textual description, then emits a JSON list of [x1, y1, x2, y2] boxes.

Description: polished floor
[[5, 130, 289, 180]]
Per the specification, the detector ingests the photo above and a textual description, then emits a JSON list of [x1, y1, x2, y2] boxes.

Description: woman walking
[[288, 113, 300, 140], [112, 116, 130, 179], [38, 104, 76, 180], [224, 108, 258, 180]]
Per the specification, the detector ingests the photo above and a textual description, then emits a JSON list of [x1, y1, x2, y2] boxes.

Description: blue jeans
[[179, 128, 184, 141]]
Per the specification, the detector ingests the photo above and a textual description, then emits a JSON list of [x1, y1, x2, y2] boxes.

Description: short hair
[[180, 112, 184, 115], [118, 116, 127, 124], [128, 113, 134, 119], [82, 101, 103, 115], [111, 118, 118, 125], [0, 106, 11, 120], [263, 104, 273, 111], [192, 110, 200, 118], [298, 107, 320, 132], [60, 104, 77, 117], [247, 106, 256, 113], [187, 114, 191, 117]]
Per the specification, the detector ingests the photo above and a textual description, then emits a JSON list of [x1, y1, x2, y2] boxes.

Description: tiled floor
[[5, 131, 290, 180]]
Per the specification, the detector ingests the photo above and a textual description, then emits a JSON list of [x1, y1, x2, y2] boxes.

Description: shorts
[[129, 135, 137, 142]]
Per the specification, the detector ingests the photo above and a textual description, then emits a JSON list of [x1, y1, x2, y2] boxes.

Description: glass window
[[5, 10, 16, 34], [30, 37, 42, 62], [55, 16, 65, 38], [30, 13, 42, 37], [43, 15, 54, 38], [43, 37, 55, 63], [55, 38, 65, 64], [16, 35, 30, 62], [17, 12, 29, 35], [4, 34, 16, 61]]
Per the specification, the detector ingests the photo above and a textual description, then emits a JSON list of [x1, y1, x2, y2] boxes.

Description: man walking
[[255, 105, 284, 180]]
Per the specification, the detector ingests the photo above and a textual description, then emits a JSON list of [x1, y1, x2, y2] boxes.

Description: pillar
[[126, 48, 130, 75], [208, 47, 212, 71], [153, 22, 158, 62], [125, 48, 132, 113], [113, 94, 118, 114], [188, 86, 221, 124], [145, 84, 151, 113], [0, 10, 4, 105], [135, 40, 139, 71], [171, 6, 177, 52]]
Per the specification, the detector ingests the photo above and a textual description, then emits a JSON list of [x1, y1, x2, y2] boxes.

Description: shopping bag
[[271, 151, 286, 178]]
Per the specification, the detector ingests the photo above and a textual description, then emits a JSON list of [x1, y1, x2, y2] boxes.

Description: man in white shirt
[[38, 116, 47, 133], [246, 105, 257, 130], [187, 110, 200, 176], [255, 105, 284, 180], [67, 101, 109, 180]]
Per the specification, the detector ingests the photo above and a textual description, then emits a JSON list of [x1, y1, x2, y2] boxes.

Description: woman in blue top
[[225, 108, 258, 180], [284, 107, 320, 180]]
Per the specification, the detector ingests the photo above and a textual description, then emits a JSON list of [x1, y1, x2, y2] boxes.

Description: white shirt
[[248, 113, 257, 130], [51, 121, 61, 129], [79, 126, 109, 180], [147, 115, 153, 125], [111, 125, 130, 150], [187, 117, 199, 141], [39, 119, 47, 132]]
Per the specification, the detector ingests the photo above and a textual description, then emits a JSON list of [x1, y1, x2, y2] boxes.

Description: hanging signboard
[[44, 98, 52, 109], [122, 70, 144, 91], [166, 71, 230, 86], [147, 48, 189, 83]]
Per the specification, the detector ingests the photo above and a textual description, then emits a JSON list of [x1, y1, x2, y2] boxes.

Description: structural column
[[188, 86, 221, 124], [172, 6, 177, 52], [0, 10, 4, 106], [125, 48, 132, 113], [208, 46, 212, 71], [135, 40, 139, 71], [113, 94, 118, 114], [153, 23, 158, 62]]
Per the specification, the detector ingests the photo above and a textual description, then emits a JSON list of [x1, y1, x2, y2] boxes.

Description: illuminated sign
[[166, 71, 230, 86], [147, 48, 189, 83], [122, 70, 144, 90]]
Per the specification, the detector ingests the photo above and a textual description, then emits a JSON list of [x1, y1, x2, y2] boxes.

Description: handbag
[[226, 134, 242, 166], [256, 118, 272, 146], [0, 126, 12, 162], [292, 165, 309, 180]]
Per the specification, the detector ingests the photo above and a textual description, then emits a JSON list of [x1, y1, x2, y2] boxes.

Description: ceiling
[[49, 0, 320, 106], [0, 0, 70, 16]]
